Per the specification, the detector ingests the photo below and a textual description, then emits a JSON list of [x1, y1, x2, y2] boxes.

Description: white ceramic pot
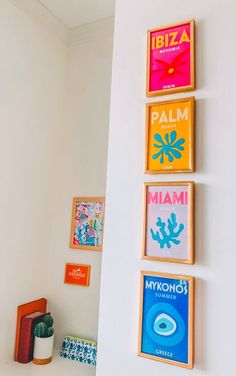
[[33, 334, 54, 365]]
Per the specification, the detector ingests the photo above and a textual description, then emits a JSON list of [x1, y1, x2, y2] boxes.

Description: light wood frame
[[145, 97, 195, 174], [142, 182, 194, 264], [64, 263, 91, 287], [146, 19, 195, 97], [138, 271, 194, 369], [70, 197, 105, 251]]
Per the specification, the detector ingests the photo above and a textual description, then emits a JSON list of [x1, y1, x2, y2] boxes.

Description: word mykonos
[[145, 280, 188, 295]]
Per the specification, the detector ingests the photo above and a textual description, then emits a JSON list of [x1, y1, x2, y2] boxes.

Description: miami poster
[[138, 271, 194, 369], [142, 182, 194, 264], [145, 97, 195, 173], [146, 20, 195, 96]]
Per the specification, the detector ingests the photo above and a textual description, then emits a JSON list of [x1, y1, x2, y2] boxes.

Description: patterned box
[[60, 335, 97, 366]]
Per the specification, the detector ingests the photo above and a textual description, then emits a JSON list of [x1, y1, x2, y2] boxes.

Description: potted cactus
[[33, 313, 54, 365]]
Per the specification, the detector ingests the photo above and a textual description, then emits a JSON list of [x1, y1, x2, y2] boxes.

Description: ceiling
[[39, 0, 115, 28]]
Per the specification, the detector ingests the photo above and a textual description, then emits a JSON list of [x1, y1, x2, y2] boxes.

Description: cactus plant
[[43, 314, 53, 328], [34, 313, 54, 338]]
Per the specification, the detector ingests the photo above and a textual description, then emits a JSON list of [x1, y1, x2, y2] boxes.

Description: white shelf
[[3, 352, 96, 376]]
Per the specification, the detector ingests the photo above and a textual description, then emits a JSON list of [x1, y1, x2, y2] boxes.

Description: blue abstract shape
[[152, 130, 185, 163], [146, 303, 186, 347], [154, 313, 177, 336], [150, 213, 184, 249]]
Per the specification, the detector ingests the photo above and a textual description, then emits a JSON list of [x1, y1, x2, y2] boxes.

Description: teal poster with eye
[[139, 272, 194, 368]]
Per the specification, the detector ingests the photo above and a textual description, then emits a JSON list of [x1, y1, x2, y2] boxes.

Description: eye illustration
[[146, 303, 185, 346], [154, 313, 177, 336]]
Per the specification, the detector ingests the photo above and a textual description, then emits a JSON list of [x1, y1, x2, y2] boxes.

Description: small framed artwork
[[64, 263, 91, 286], [70, 197, 105, 251], [146, 20, 195, 97], [142, 182, 194, 264], [138, 271, 194, 369], [145, 97, 195, 174]]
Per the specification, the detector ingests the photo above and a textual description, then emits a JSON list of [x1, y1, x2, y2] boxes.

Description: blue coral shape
[[152, 130, 185, 164]]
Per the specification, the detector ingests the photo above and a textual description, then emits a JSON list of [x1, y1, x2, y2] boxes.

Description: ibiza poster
[[146, 20, 195, 96], [145, 97, 195, 173], [142, 182, 194, 264], [138, 271, 194, 369]]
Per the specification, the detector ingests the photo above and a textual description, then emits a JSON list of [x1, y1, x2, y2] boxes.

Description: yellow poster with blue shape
[[146, 97, 195, 173]]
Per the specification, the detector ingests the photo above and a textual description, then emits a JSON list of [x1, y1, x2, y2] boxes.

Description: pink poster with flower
[[142, 182, 194, 264], [147, 20, 195, 96]]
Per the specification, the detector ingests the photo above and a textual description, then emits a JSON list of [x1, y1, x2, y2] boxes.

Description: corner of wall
[[8, 0, 69, 43]]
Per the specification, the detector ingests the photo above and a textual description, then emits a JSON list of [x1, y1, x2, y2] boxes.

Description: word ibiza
[[148, 191, 188, 205], [151, 29, 190, 50], [145, 280, 188, 295]]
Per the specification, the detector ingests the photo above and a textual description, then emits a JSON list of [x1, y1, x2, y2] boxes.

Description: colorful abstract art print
[[70, 197, 105, 251], [146, 20, 195, 97], [138, 271, 194, 369], [64, 263, 91, 286], [145, 97, 195, 174], [142, 182, 194, 264]]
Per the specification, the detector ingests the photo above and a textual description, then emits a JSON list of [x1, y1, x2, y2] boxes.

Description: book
[[18, 311, 47, 363], [14, 298, 47, 361]]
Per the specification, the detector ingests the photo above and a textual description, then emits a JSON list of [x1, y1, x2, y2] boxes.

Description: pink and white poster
[[147, 20, 195, 96], [143, 182, 194, 264]]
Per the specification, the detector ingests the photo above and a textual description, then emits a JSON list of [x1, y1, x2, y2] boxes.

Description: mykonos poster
[[138, 272, 194, 368], [142, 182, 194, 264]]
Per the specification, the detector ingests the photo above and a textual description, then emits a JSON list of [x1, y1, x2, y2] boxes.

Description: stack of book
[[14, 298, 47, 363]]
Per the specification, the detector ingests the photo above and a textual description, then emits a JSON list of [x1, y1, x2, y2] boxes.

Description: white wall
[[46, 18, 113, 353], [0, 2, 113, 376], [97, 1, 236, 376], [0, 0, 67, 365]]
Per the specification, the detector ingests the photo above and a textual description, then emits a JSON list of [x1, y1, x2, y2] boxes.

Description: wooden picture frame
[[64, 263, 91, 286], [138, 271, 194, 369], [146, 20, 195, 97], [142, 182, 194, 264], [70, 197, 105, 251], [145, 97, 195, 174]]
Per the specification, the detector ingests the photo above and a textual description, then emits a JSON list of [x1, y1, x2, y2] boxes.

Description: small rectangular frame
[[64, 263, 91, 287], [70, 197, 105, 251]]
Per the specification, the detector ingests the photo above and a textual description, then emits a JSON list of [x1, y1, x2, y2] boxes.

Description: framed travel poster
[[146, 20, 195, 97], [145, 97, 195, 173], [64, 263, 91, 286], [70, 197, 105, 251], [142, 182, 194, 264], [138, 271, 194, 369]]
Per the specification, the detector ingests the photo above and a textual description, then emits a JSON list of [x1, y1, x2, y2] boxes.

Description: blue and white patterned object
[[60, 336, 97, 366]]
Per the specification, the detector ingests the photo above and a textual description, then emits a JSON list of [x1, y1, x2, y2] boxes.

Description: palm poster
[[145, 97, 194, 173]]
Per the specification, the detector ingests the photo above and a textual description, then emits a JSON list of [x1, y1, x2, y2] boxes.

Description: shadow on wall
[[195, 277, 208, 371]]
